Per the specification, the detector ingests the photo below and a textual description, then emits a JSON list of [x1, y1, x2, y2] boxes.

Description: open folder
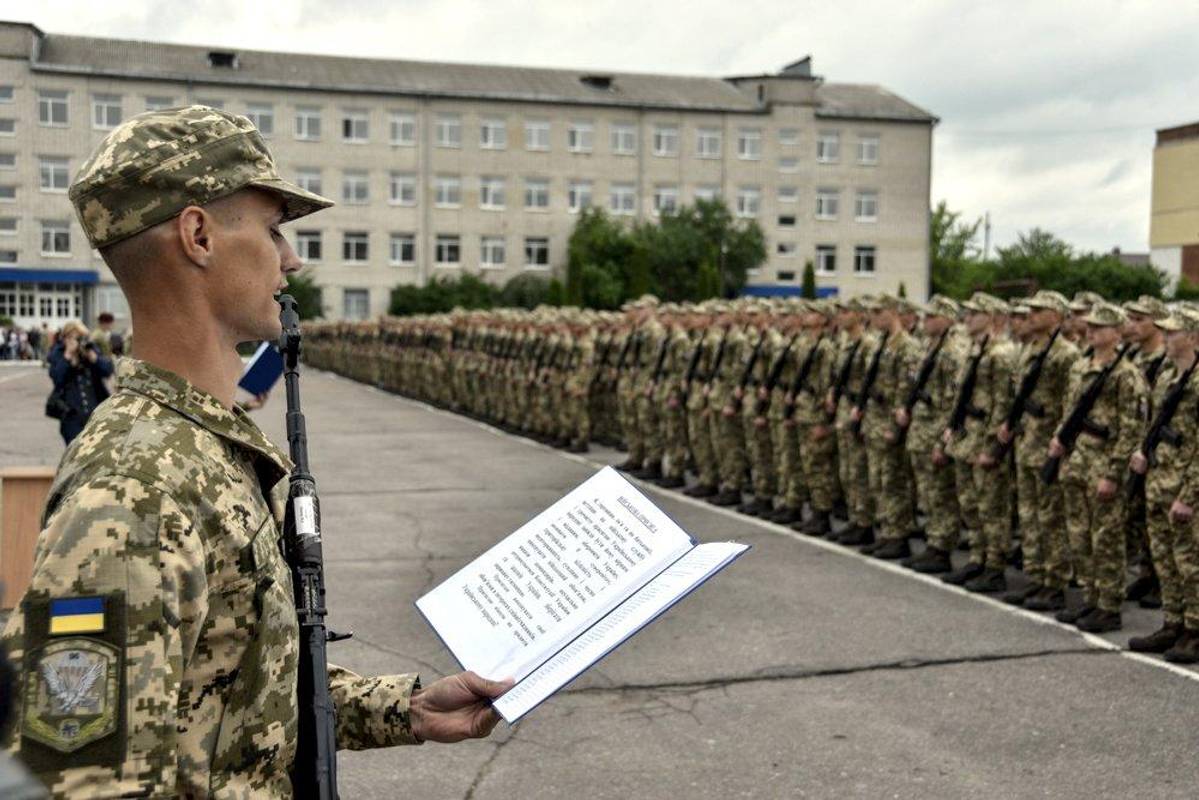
[[416, 466, 749, 723]]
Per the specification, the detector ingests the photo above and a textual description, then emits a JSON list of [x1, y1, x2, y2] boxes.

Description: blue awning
[[0, 267, 99, 284], [742, 285, 839, 298]]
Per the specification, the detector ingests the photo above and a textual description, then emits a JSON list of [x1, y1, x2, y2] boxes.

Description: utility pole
[[983, 211, 992, 261]]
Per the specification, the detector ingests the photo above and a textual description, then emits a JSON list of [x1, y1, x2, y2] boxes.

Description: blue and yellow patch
[[49, 597, 106, 636]]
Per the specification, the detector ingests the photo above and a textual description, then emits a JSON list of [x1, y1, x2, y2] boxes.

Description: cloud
[[8, 0, 1198, 252]]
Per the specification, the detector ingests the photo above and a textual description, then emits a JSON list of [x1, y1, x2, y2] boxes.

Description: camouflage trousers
[[773, 400, 806, 509], [801, 424, 837, 513], [1062, 477, 1128, 613], [660, 390, 689, 480], [636, 382, 663, 466], [835, 409, 873, 528], [866, 438, 915, 542], [1126, 487, 1152, 571], [968, 461, 1012, 570], [1016, 463, 1070, 590], [710, 394, 748, 492], [563, 390, 590, 446], [1147, 476, 1199, 628], [911, 453, 959, 552], [687, 401, 718, 488], [743, 396, 776, 499], [618, 377, 643, 463]]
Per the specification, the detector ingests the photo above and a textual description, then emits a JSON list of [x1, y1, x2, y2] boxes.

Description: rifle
[[849, 331, 890, 435], [1040, 344, 1131, 485], [279, 295, 345, 799], [947, 335, 990, 434], [784, 333, 827, 419], [731, 331, 766, 410], [1144, 351, 1167, 387], [827, 339, 862, 421], [651, 334, 671, 382], [894, 330, 948, 446], [990, 327, 1061, 460], [679, 336, 705, 405], [1127, 355, 1198, 499], [753, 333, 800, 415], [706, 326, 731, 386]]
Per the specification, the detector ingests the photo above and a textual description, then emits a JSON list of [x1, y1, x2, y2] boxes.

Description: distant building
[[1151, 121, 1199, 287], [0, 21, 936, 326]]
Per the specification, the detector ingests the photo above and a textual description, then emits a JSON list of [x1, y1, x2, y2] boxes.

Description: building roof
[[1157, 121, 1199, 146], [20, 27, 935, 122]]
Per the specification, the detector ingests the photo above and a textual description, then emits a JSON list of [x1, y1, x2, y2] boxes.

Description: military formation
[[305, 289, 1199, 662]]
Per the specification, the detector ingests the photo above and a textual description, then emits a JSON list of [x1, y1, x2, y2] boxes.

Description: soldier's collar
[[114, 358, 292, 476]]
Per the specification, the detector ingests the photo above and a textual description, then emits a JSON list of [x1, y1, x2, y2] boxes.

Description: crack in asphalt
[[463, 729, 518, 800], [342, 633, 446, 676]]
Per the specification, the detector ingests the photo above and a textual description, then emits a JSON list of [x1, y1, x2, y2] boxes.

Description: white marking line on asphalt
[[0, 367, 40, 385], [323, 370, 1199, 685]]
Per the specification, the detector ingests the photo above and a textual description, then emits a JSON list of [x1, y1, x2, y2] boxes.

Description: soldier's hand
[[1170, 499, 1194, 525], [996, 423, 1012, 444], [931, 446, 949, 467], [757, 386, 768, 400], [940, 428, 952, 446], [753, 415, 767, 428], [722, 404, 736, 417], [823, 398, 835, 415], [1129, 452, 1148, 475], [1095, 478, 1117, 502], [894, 408, 909, 428], [733, 386, 744, 400], [1048, 437, 1065, 459], [410, 671, 514, 743], [850, 406, 862, 423], [810, 424, 829, 441], [976, 452, 996, 469]]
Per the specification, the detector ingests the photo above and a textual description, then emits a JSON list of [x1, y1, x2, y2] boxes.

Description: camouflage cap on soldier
[[70, 105, 333, 250], [924, 294, 961, 319], [1011, 304, 1031, 316], [1083, 302, 1127, 327], [961, 292, 1008, 315], [1068, 290, 1105, 313], [1125, 294, 1169, 319], [1023, 289, 1069, 314], [1155, 308, 1199, 333]]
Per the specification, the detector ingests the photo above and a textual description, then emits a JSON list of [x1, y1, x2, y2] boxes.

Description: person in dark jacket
[[47, 321, 114, 444]]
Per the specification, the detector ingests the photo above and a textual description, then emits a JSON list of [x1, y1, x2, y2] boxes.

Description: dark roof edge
[[814, 110, 939, 125], [724, 73, 823, 82], [28, 62, 769, 114]]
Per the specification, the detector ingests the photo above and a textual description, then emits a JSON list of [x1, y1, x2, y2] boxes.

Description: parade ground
[[3, 361, 1199, 799]]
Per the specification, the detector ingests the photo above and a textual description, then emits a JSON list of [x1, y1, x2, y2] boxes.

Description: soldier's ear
[[176, 205, 216, 268]]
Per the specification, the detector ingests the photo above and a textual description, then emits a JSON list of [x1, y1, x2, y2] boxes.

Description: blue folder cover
[[238, 341, 285, 396]]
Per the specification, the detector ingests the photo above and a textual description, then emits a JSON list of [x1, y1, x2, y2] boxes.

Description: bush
[[1175, 280, 1199, 302], [497, 274, 553, 309], [388, 274, 497, 316], [285, 269, 324, 319]]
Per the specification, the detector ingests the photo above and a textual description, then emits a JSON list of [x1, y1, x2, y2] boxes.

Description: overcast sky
[[8, 0, 1198, 253]]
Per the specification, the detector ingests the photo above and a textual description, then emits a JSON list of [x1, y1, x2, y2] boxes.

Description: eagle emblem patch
[[22, 638, 119, 753]]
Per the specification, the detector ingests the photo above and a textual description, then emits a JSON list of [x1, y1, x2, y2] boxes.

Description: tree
[[285, 269, 324, 319], [388, 274, 497, 316], [801, 260, 817, 299], [566, 207, 635, 306], [897, 281, 907, 298], [929, 200, 984, 297], [498, 274, 552, 309]]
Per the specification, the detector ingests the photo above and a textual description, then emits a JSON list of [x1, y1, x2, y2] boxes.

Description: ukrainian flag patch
[[48, 597, 106, 636]]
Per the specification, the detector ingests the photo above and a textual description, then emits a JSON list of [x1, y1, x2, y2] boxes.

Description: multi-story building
[[0, 20, 935, 327], [1151, 121, 1199, 288]]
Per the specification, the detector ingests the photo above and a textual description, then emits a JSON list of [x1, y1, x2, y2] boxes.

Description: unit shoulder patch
[[22, 637, 119, 752]]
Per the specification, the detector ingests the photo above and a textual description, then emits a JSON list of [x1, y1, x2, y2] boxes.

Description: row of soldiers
[[302, 288, 1199, 663]]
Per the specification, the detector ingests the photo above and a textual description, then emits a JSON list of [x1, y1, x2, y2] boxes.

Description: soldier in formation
[[306, 290, 1199, 662]]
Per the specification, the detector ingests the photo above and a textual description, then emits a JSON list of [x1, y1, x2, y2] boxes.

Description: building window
[[779, 157, 799, 173], [342, 171, 369, 204], [524, 178, 550, 210], [610, 122, 636, 155], [694, 185, 720, 202], [816, 245, 836, 274], [38, 90, 69, 127], [343, 288, 370, 321], [525, 120, 550, 151], [481, 118, 507, 149], [435, 176, 462, 207], [41, 220, 71, 255], [854, 245, 876, 274], [145, 95, 174, 111], [737, 128, 763, 160], [653, 185, 679, 215], [93, 92, 124, 131], [568, 180, 592, 213], [480, 236, 506, 269], [245, 102, 273, 136], [696, 128, 721, 159], [480, 176, 506, 209], [0, 152, 15, 170], [296, 230, 322, 262], [652, 124, 679, 157], [390, 233, 415, 266], [777, 241, 797, 257], [343, 232, 369, 262], [39, 157, 70, 193], [855, 190, 879, 222], [0, 185, 15, 202], [777, 270, 797, 281], [568, 121, 594, 153], [816, 188, 840, 220], [0, 86, 12, 103], [736, 187, 761, 218], [817, 131, 840, 163], [0, 119, 14, 136], [779, 128, 800, 146], [778, 214, 796, 228], [295, 106, 322, 140], [389, 172, 417, 206], [435, 234, 460, 266], [435, 114, 462, 148], [296, 168, 322, 197], [342, 109, 369, 143], [857, 134, 880, 165], [609, 183, 636, 215], [390, 111, 416, 145], [778, 186, 799, 204], [524, 237, 550, 269], [0, 217, 16, 236]]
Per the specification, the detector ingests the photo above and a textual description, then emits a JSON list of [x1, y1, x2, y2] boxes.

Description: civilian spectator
[[47, 320, 114, 444]]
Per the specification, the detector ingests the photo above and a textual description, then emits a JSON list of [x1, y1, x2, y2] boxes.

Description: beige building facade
[[1151, 121, 1199, 288], [0, 21, 935, 326]]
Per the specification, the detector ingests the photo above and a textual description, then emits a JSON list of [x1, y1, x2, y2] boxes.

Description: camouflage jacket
[[1149, 362, 1199, 504], [1059, 355, 1148, 484], [1013, 333, 1080, 469], [946, 335, 1019, 461], [2, 359, 419, 799], [906, 329, 970, 456]]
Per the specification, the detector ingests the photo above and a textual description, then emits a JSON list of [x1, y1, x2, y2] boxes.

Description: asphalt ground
[[3, 360, 1199, 799]]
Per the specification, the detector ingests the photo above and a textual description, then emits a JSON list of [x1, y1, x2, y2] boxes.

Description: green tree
[[284, 269, 324, 319], [929, 200, 984, 298], [566, 207, 635, 306], [498, 274, 552, 309], [801, 259, 817, 299], [388, 274, 497, 316], [897, 281, 907, 299]]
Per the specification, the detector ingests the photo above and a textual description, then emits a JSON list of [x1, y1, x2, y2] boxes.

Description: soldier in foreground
[[2, 107, 509, 798]]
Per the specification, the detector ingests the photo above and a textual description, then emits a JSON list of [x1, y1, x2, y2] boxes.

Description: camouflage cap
[[924, 294, 961, 319], [1083, 302, 1127, 327], [961, 292, 1008, 315], [1011, 304, 1031, 316], [1155, 308, 1199, 333], [1068, 290, 1105, 313], [1023, 289, 1069, 314], [70, 105, 333, 250], [1124, 294, 1169, 319]]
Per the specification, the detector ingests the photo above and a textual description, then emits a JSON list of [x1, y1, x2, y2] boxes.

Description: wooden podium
[[0, 466, 55, 609]]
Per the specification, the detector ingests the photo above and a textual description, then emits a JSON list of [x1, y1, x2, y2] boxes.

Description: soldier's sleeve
[[327, 666, 422, 749], [1, 477, 205, 799], [1109, 367, 1149, 481], [989, 344, 1020, 429]]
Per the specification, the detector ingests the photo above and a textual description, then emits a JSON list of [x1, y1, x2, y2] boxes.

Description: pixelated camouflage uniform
[[710, 326, 750, 493], [834, 330, 877, 529], [686, 327, 723, 489], [793, 333, 839, 514], [863, 329, 922, 543], [743, 326, 780, 500]]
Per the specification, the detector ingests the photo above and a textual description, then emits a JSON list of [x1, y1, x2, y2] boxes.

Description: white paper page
[[416, 467, 696, 683], [493, 540, 749, 723]]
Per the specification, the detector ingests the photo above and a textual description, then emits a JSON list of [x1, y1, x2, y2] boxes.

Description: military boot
[[941, 561, 984, 586], [771, 506, 802, 525], [795, 510, 831, 536], [1055, 604, 1096, 625], [965, 567, 1007, 594], [873, 538, 911, 560], [616, 458, 642, 472], [1128, 622, 1184, 654], [839, 524, 874, 547], [684, 483, 718, 498], [1125, 573, 1159, 603], [738, 496, 772, 517], [1164, 629, 1199, 663], [635, 462, 663, 481], [832, 499, 849, 522], [708, 489, 743, 507], [1076, 608, 1121, 633], [906, 546, 953, 574], [1023, 587, 1066, 611], [568, 441, 590, 454], [1002, 582, 1043, 607], [656, 475, 685, 489], [1138, 591, 1163, 609]]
